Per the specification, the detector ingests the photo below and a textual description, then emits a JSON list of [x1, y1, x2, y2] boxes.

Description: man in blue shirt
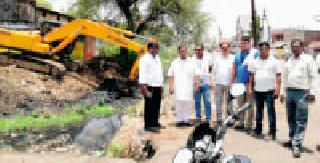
[[231, 36, 259, 133]]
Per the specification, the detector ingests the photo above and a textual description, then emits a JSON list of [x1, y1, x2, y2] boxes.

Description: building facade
[[0, 0, 73, 30], [35, 7, 73, 28], [235, 15, 251, 43], [0, 0, 36, 29], [272, 28, 320, 54]]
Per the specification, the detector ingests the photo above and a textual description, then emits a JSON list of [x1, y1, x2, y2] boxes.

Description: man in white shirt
[[248, 41, 281, 140], [168, 45, 200, 127], [139, 42, 164, 133], [212, 41, 234, 125], [193, 44, 213, 121], [280, 39, 317, 158]]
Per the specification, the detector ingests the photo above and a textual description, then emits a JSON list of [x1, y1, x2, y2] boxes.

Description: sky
[[47, 0, 75, 12], [201, 0, 320, 38], [48, 0, 320, 38]]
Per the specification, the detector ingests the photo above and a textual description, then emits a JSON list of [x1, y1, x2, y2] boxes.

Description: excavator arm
[[44, 19, 144, 54]]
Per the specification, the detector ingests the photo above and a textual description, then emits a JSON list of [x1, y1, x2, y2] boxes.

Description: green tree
[[110, 0, 141, 32], [81, 0, 209, 33], [68, 0, 212, 45], [169, 0, 213, 44], [36, 0, 53, 10], [68, 0, 102, 19], [191, 13, 212, 44]]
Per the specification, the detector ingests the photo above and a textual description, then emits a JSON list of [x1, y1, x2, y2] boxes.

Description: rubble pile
[[0, 66, 96, 113], [107, 115, 150, 160]]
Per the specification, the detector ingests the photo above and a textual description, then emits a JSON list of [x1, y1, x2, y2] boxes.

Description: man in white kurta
[[168, 45, 200, 126]]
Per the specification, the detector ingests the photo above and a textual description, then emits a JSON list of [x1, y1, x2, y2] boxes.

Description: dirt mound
[[0, 66, 96, 113]]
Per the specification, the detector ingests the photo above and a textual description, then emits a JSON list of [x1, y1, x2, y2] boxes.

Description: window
[[275, 35, 283, 41]]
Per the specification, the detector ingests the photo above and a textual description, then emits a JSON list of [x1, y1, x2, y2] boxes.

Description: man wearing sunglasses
[[193, 44, 213, 122], [139, 42, 164, 133]]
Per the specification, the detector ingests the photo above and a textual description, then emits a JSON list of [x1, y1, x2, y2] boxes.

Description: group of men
[[138, 36, 317, 158]]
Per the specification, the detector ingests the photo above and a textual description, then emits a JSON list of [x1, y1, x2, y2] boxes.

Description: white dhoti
[[168, 58, 200, 123], [175, 100, 193, 122]]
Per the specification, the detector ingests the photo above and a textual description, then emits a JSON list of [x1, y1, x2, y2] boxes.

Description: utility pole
[[251, 0, 257, 47]]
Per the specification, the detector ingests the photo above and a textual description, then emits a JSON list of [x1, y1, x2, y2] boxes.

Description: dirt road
[[149, 96, 320, 163], [222, 99, 320, 163]]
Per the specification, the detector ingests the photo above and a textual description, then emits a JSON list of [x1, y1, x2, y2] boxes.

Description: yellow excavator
[[0, 19, 153, 95]]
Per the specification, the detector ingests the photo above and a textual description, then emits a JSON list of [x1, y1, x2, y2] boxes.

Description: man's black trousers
[[144, 86, 161, 128]]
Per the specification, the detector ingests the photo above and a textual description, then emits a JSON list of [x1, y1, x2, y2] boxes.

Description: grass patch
[[0, 105, 113, 132], [84, 105, 113, 117], [107, 143, 125, 158]]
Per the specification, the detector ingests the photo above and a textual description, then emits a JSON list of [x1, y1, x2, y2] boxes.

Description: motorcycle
[[173, 83, 251, 163]]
